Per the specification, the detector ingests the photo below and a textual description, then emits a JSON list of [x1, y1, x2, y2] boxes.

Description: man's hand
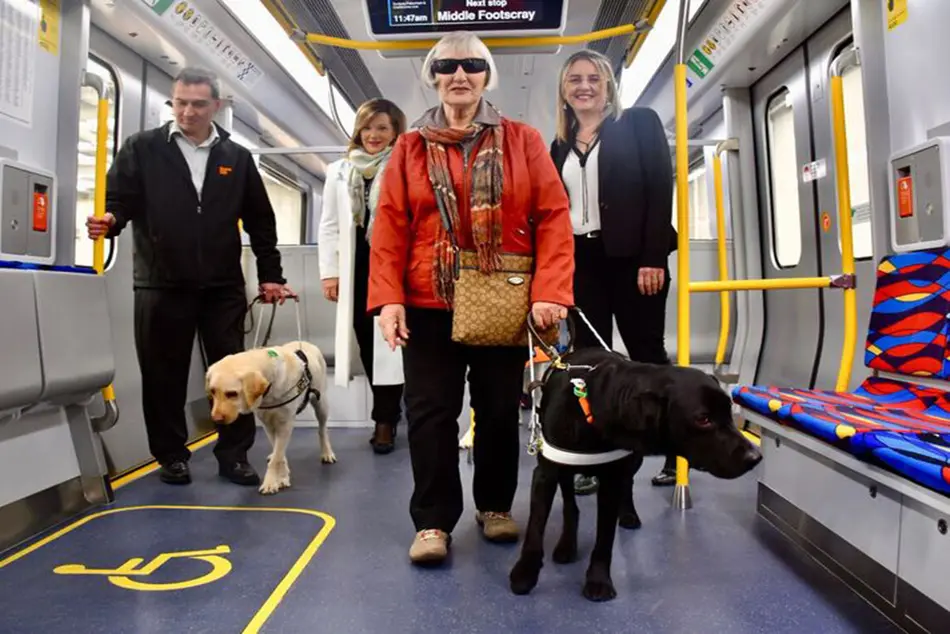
[[260, 283, 297, 305], [378, 304, 409, 350], [86, 213, 115, 240], [322, 278, 339, 302], [531, 301, 568, 330], [637, 267, 665, 296]]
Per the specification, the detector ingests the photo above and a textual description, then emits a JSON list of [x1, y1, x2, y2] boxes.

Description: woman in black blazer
[[550, 50, 679, 492]]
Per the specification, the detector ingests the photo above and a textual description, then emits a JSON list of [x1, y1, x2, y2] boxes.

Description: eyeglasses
[[431, 58, 489, 75]]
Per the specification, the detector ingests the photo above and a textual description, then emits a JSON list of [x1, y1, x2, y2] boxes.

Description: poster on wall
[[0, 0, 40, 126]]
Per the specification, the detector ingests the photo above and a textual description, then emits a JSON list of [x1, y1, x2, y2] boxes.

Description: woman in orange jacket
[[368, 31, 575, 565]]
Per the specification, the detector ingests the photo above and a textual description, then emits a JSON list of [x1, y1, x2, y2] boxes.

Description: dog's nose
[[742, 445, 763, 469]]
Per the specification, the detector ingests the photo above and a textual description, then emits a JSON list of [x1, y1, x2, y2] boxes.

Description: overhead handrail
[[830, 46, 859, 392], [84, 70, 119, 433], [691, 275, 854, 292], [625, 0, 668, 67], [712, 138, 738, 375], [673, 0, 692, 511], [292, 23, 645, 51]]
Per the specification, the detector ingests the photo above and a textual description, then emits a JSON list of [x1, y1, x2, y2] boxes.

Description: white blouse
[[561, 141, 601, 235]]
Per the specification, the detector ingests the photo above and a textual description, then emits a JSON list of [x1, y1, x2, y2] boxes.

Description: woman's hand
[[322, 278, 339, 302], [637, 267, 665, 296], [379, 304, 409, 350], [531, 301, 568, 330]]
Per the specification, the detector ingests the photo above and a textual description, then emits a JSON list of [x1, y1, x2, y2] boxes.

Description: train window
[[765, 88, 802, 268], [74, 57, 119, 269], [838, 61, 872, 260], [671, 163, 714, 239], [259, 166, 305, 245]]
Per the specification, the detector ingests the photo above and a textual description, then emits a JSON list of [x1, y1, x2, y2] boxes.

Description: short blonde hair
[[346, 98, 407, 154], [555, 50, 622, 142], [420, 31, 498, 91]]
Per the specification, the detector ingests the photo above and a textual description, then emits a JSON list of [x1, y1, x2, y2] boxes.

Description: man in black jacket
[[87, 67, 293, 486]]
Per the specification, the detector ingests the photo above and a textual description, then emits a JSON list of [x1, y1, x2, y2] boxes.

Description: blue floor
[[0, 427, 901, 633]]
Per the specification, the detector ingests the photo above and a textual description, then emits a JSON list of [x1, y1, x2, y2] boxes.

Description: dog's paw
[[320, 450, 337, 464], [552, 539, 578, 564], [509, 558, 542, 595], [618, 511, 642, 530], [582, 578, 617, 602], [259, 477, 281, 495]]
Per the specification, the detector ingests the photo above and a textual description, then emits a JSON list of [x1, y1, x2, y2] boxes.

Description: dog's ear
[[241, 371, 270, 407], [590, 362, 668, 450]]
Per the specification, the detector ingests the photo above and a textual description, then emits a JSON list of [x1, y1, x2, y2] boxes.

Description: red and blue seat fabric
[[732, 247, 950, 496]]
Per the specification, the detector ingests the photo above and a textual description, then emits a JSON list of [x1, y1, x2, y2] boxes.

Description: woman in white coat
[[318, 98, 407, 454]]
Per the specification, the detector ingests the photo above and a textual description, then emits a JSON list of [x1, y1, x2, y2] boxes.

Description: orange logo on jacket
[[218, 166, 233, 176]]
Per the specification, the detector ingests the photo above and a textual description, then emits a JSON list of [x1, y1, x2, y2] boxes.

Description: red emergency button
[[32, 190, 49, 232]]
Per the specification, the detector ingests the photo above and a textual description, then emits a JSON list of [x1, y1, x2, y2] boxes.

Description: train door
[[751, 47, 823, 388], [806, 10, 876, 391]]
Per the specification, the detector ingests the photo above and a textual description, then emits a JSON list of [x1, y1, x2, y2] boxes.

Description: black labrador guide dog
[[509, 343, 762, 602]]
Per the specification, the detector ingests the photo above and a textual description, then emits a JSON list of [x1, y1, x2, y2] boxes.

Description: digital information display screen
[[364, 0, 566, 37]]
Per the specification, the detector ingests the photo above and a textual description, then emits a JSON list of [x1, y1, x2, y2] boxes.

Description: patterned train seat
[[733, 247, 950, 496]]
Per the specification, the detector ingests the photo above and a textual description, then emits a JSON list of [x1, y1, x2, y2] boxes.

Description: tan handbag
[[450, 249, 559, 347]]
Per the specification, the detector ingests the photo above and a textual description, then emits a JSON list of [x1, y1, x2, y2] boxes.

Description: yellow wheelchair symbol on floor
[[53, 545, 232, 592]]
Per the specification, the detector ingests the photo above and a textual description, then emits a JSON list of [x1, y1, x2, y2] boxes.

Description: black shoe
[[159, 460, 191, 485], [651, 469, 676, 487], [370, 422, 395, 454], [218, 461, 261, 486]]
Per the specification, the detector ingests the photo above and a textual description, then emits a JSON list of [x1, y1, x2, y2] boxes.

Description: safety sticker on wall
[[887, 0, 907, 31], [802, 158, 827, 183], [821, 212, 832, 233]]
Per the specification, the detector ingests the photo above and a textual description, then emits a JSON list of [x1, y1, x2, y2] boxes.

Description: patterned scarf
[[419, 122, 504, 304], [347, 145, 392, 242]]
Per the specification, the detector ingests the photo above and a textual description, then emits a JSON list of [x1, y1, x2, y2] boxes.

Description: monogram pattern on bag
[[451, 251, 559, 347]]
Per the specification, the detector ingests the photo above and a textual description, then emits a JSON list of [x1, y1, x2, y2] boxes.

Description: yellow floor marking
[[0, 504, 335, 633]]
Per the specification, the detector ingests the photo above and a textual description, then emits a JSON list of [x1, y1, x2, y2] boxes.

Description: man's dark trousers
[[133, 284, 254, 466]]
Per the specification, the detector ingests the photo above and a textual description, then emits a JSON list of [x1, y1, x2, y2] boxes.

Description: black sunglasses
[[431, 58, 489, 75]]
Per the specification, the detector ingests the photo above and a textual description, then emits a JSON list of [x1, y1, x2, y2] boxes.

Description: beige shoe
[[409, 529, 450, 564], [475, 511, 520, 542]]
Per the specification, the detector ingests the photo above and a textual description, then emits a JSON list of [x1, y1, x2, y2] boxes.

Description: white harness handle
[[526, 308, 634, 466], [252, 297, 304, 349]]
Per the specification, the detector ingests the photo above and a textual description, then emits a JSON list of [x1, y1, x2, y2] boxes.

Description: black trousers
[[403, 308, 528, 533], [572, 234, 671, 364], [573, 234, 675, 472], [133, 285, 255, 466], [353, 225, 403, 425]]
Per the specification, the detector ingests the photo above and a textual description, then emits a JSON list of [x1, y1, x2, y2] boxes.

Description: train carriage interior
[[0, 0, 948, 631]]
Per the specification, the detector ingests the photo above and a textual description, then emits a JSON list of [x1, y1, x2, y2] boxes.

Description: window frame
[[764, 86, 804, 269]]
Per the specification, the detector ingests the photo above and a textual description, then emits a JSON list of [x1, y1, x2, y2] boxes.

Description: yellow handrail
[[300, 23, 640, 51], [625, 0, 668, 67], [830, 57, 858, 392], [691, 276, 835, 293], [712, 146, 730, 369], [88, 74, 119, 431], [672, 0, 691, 507]]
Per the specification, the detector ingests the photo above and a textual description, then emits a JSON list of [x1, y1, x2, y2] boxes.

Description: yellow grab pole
[[690, 276, 835, 293], [86, 72, 119, 431], [625, 0, 669, 67], [830, 56, 858, 392], [672, 0, 692, 510], [712, 149, 730, 370]]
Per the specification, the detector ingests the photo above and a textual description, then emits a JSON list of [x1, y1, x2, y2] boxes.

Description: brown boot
[[475, 511, 520, 543], [370, 422, 395, 454], [409, 529, 450, 564]]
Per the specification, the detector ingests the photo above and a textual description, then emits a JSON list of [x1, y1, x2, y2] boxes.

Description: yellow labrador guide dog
[[206, 341, 335, 494]]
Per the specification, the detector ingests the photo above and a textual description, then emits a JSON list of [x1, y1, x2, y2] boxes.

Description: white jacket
[[317, 158, 404, 388]]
